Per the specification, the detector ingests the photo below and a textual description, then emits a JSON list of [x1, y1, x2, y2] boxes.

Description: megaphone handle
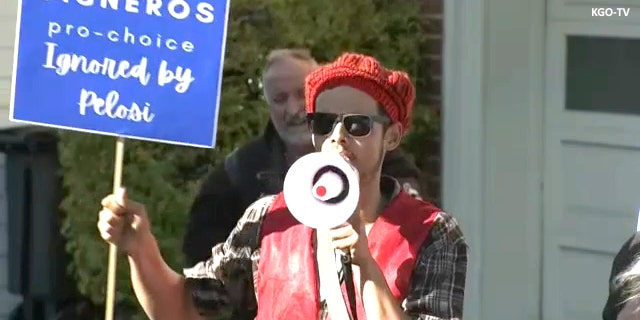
[[340, 253, 359, 320]]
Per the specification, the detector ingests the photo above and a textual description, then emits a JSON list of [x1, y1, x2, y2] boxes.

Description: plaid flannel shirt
[[183, 176, 468, 319]]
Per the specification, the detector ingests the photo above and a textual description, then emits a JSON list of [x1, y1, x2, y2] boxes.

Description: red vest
[[255, 191, 440, 320]]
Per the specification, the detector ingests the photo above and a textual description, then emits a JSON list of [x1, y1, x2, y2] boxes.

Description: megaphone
[[283, 152, 360, 229]]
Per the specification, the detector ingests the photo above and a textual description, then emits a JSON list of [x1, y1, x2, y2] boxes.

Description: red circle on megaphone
[[315, 186, 327, 197]]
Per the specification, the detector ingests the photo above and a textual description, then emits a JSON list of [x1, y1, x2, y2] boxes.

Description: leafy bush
[[59, 0, 436, 317]]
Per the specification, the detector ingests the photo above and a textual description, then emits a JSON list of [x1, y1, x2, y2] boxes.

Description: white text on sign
[[43, 42, 152, 87], [43, 41, 195, 92], [42, 41, 195, 122], [79, 89, 155, 123], [592, 7, 630, 17], [48, 22, 195, 53], [58, 0, 215, 24]]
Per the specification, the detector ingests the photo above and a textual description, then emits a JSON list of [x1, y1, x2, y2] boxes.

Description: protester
[[603, 231, 640, 320], [97, 52, 467, 320], [182, 48, 426, 267]]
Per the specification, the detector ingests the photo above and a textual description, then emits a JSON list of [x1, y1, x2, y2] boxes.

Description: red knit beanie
[[305, 52, 416, 134]]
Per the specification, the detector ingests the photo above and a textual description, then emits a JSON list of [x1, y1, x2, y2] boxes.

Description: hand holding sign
[[283, 152, 360, 230], [98, 187, 151, 255]]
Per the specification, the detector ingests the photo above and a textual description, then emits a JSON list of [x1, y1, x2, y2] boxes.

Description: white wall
[[0, 0, 16, 109], [443, 0, 545, 318], [0, 0, 22, 129], [481, 0, 545, 318]]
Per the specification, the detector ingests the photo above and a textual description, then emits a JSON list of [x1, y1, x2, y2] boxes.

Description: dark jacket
[[182, 122, 425, 266], [603, 231, 640, 320]]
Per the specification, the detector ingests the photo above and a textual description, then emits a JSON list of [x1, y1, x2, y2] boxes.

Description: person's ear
[[383, 122, 402, 152]]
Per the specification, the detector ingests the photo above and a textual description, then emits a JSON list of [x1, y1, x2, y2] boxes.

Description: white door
[[543, 21, 640, 319]]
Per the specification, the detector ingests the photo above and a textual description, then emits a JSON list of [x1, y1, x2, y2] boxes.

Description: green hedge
[[59, 0, 436, 317]]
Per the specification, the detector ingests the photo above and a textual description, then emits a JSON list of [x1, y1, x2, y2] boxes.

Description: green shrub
[[59, 0, 435, 317]]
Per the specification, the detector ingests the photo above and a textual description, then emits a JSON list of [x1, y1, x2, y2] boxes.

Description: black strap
[[341, 253, 358, 320]]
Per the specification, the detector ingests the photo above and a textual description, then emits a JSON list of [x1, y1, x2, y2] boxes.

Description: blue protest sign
[[10, 0, 230, 148]]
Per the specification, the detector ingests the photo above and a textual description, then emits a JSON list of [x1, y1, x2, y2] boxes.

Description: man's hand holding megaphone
[[328, 218, 372, 266]]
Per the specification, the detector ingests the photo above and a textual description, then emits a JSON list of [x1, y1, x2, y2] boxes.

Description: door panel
[[544, 22, 640, 320]]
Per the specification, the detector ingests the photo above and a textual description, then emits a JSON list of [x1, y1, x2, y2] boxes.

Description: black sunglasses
[[306, 112, 391, 137]]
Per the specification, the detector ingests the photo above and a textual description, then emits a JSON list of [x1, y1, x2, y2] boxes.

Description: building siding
[[0, 0, 20, 129], [0, 0, 17, 110]]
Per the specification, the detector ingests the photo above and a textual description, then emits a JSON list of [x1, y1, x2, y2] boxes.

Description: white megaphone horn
[[283, 152, 360, 229]]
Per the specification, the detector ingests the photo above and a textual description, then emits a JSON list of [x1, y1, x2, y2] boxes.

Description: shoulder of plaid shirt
[[183, 176, 468, 320]]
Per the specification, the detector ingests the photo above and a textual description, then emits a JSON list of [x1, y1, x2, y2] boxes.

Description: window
[[565, 35, 640, 115]]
